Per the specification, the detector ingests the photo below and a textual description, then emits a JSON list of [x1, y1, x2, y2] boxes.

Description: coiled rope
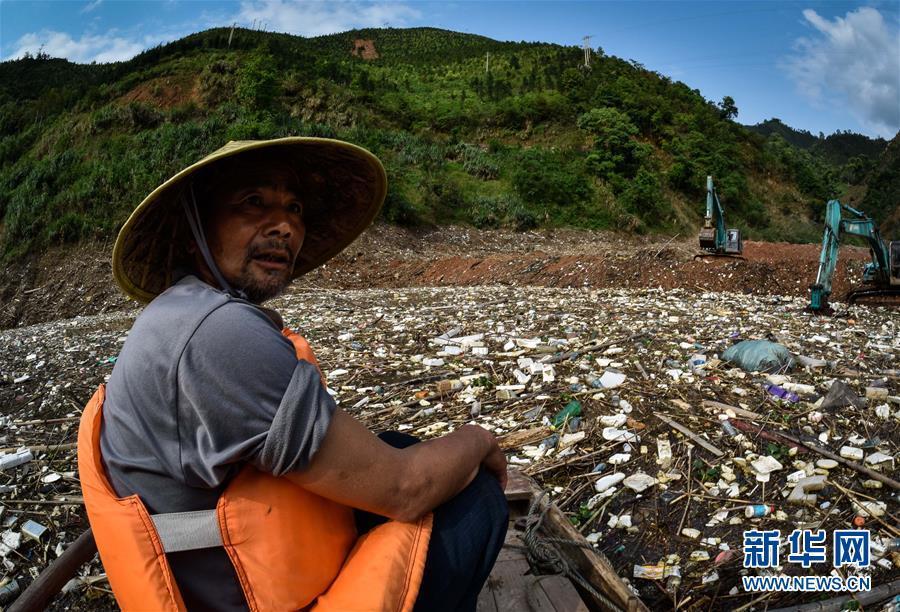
[[510, 491, 625, 612]]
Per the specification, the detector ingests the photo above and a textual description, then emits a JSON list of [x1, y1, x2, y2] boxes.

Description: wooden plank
[[536, 575, 590, 612], [505, 467, 538, 502], [488, 558, 555, 612], [476, 582, 499, 612], [496, 543, 527, 564]]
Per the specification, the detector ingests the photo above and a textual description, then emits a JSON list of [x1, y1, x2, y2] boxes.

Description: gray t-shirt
[[100, 275, 336, 609]]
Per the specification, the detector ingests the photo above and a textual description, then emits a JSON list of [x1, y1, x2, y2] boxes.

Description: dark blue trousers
[[355, 432, 509, 612]]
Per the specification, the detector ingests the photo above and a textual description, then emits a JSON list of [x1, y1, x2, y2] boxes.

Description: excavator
[[698, 175, 743, 256], [809, 200, 900, 311]]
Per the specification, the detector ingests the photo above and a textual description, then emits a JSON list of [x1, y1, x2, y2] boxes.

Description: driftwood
[[655, 413, 724, 457], [0, 442, 78, 454], [730, 419, 809, 453], [701, 399, 763, 420], [9, 528, 97, 612]]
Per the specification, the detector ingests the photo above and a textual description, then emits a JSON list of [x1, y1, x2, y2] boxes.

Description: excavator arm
[[810, 200, 894, 311], [698, 176, 742, 255]]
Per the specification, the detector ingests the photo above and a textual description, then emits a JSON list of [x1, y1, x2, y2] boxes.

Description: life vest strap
[[151, 510, 223, 553]]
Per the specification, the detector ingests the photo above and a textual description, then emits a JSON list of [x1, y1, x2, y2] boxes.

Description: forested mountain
[[862, 133, 900, 234], [747, 118, 890, 186], [1, 26, 896, 260]]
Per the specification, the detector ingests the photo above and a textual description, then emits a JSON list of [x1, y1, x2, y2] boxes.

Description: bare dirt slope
[[0, 225, 874, 329]]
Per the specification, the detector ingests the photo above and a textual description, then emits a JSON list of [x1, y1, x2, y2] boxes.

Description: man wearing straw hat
[[78, 138, 508, 611]]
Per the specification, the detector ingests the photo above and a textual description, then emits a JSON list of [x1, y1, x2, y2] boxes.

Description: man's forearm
[[397, 425, 494, 521]]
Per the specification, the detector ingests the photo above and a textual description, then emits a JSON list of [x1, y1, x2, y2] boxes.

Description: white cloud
[[7, 30, 144, 63], [781, 7, 900, 138], [81, 0, 104, 14], [4, 23, 204, 63], [235, 0, 421, 36], [4, 1, 421, 64]]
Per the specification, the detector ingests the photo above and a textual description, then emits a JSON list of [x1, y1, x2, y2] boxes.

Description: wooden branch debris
[[540, 332, 646, 365], [498, 426, 551, 451], [12, 416, 81, 426], [730, 419, 809, 453], [0, 442, 77, 454], [655, 413, 724, 458], [701, 399, 763, 420], [8, 528, 97, 612], [774, 431, 900, 491]]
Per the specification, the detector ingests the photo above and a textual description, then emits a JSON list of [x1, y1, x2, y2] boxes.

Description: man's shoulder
[[128, 276, 279, 354]]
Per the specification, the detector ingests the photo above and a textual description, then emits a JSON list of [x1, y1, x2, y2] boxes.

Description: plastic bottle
[[552, 400, 582, 428]]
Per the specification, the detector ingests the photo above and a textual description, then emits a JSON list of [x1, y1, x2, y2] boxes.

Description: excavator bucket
[[698, 227, 716, 250], [809, 283, 829, 312]]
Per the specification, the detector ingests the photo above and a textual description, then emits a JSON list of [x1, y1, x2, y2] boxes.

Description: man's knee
[[467, 469, 509, 540]]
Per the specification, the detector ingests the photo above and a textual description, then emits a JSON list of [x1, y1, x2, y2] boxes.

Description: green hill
[[0, 26, 890, 259], [861, 133, 900, 235], [746, 118, 889, 178]]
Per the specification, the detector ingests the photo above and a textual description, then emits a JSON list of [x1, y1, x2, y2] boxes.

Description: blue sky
[[2, 1, 898, 139]]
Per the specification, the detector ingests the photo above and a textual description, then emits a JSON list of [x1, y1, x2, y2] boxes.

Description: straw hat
[[112, 137, 387, 303]]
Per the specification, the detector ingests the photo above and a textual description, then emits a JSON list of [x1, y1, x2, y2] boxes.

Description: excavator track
[[845, 288, 900, 308], [693, 252, 746, 261]]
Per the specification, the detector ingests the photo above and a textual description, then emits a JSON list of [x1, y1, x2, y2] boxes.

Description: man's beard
[[233, 240, 294, 304], [234, 267, 290, 304]]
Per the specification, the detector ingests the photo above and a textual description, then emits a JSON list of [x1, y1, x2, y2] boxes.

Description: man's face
[[199, 166, 306, 304]]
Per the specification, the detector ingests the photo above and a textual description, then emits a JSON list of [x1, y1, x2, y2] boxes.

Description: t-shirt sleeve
[[176, 302, 336, 487]]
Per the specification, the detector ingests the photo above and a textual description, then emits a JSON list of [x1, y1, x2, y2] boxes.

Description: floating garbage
[[21, 520, 48, 542], [623, 472, 657, 493], [750, 456, 783, 482], [0, 447, 33, 471], [633, 562, 681, 580], [551, 400, 582, 428], [839, 446, 864, 461], [0, 578, 20, 604], [656, 436, 673, 469], [0, 272, 896, 610], [819, 380, 866, 410], [609, 453, 631, 465], [594, 472, 625, 493], [744, 504, 773, 518], [722, 339, 794, 373], [765, 383, 799, 403], [602, 427, 638, 443], [598, 371, 626, 389], [0, 532, 21, 557]]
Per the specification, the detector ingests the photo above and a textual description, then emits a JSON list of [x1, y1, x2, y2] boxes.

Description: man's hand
[[463, 424, 507, 490], [482, 442, 508, 491]]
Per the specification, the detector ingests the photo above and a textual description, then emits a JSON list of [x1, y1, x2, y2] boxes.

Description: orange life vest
[[78, 329, 432, 611]]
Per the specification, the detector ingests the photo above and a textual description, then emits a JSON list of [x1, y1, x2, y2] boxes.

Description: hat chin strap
[[181, 185, 248, 301]]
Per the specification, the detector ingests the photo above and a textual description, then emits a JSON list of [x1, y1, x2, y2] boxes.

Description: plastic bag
[[722, 340, 794, 373]]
